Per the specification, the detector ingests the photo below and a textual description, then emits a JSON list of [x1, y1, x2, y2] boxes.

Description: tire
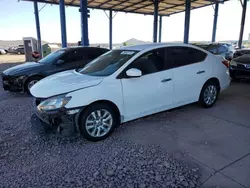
[[24, 76, 42, 94], [17, 52, 21, 55], [78, 103, 119, 142], [199, 81, 219, 108]]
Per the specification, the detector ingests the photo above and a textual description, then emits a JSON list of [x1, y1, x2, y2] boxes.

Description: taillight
[[222, 60, 229, 68]]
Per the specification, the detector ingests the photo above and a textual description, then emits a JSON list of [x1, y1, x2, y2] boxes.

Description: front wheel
[[78, 103, 119, 142], [199, 81, 219, 108], [25, 76, 42, 94]]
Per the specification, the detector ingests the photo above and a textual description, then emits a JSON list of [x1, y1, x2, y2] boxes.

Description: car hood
[[3, 62, 42, 76], [234, 54, 250, 64], [30, 70, 103, 98]]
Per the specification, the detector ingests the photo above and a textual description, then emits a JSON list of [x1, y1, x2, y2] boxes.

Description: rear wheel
[[78, 103, 119, 142], [25, 76, 42, 94], [199, 81, 219, 108]]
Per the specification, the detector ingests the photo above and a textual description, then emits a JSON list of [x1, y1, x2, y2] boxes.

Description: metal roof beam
[[158, 0, 196, 12], [24, 0, 80, 7], [108, 0, 129, 9], [118, 0, 146, 10], [97, 0, 113, 8], [168, 1, 214, 16], [120, 0, 183, 11], [131, 1, 155, 11], [22, 0, 228, 17]]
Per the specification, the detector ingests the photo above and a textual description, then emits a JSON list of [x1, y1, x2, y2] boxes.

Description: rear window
[[167, 47, 207, 68], [206, 44, 218, 54], [218, 45, 227, 53]]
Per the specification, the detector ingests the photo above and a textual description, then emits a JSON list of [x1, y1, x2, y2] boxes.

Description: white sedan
[[31, 43, 230, 141]]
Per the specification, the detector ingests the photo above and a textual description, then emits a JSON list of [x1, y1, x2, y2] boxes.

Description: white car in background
[[31, 43, 230, 141], [0, 48, 7, 55]]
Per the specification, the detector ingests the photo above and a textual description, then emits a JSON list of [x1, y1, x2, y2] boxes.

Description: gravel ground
[[0, 62, 201, 188]]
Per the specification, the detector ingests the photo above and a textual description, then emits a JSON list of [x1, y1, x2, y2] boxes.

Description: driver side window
[[126, 48, 165, 76]]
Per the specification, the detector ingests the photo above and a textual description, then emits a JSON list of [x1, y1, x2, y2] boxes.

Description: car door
[[54, 49, 85, 72], [119, 47, 174, 121], [80, 48, 109, 68], [167, 46, 210, 106]]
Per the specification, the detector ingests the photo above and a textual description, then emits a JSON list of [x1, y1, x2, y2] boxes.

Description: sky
[[0, 0, 249, 44]]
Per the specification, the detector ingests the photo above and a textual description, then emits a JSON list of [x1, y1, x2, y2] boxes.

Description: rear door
[[55, 48, 85, 71], [81, 48, 109, 68], [167, 46, 211, 105]]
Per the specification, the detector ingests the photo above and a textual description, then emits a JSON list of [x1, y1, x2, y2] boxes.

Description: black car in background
[[233, 48, 250, 59], [2, 46, 109, 93], [8, 46, 25, 54], [229, 54, 250, 80], [193, 43, 235, 61]]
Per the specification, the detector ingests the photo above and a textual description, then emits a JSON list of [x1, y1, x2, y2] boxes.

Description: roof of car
[[119, 43, 195, 51], [62, 46, 109, 51], [236, 48, 250, 51]]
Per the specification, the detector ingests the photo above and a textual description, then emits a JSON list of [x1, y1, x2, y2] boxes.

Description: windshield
[[78, 50, 138, 76], [38, 50, 65, 64]]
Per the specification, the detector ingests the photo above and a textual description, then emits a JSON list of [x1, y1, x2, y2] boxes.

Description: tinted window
[[84, 48, 109, 59], [167, 47, 207, 68], [78, 50, 138, 76], [127, 48, 165, 76], [61, 49, 83, 63]]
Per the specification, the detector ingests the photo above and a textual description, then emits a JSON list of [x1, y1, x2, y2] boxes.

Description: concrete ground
[[0, 60, 250, 187], [116, 82, 250, 188]]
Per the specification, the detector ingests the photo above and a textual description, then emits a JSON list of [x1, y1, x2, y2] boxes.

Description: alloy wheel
[[85, 109, 113, 137], [28, 80, 38, 90], [203, 85, 217, 105]]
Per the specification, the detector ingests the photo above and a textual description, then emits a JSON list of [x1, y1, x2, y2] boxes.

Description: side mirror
[[56, 59, 64, 65], [126, 68, 142, 78]]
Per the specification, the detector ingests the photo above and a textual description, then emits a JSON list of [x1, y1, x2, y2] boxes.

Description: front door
[[120, 47, 174, 121]]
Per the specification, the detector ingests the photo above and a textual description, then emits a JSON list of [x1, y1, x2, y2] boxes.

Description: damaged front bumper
[[31, 98, 82, 136], [2, 73, 25, 92]]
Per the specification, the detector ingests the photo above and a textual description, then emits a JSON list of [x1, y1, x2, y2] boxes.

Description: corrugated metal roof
[[23, 0, 229, 16]]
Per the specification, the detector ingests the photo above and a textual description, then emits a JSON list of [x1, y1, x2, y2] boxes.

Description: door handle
[[161, 78, 172, 83], [197, 70, 205, 74]]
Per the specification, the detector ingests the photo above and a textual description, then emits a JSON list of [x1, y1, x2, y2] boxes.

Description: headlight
[[38, 95, 71, 111], [230, 60, 237, 66], [14, 75, 25, 84]]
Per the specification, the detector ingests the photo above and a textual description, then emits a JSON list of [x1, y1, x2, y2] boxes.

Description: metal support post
[[183, 0, 191, 44], [59, 0, 67, 47]]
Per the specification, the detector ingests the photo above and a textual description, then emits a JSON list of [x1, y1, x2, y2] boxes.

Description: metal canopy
[[23, 0, 226, 16]]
